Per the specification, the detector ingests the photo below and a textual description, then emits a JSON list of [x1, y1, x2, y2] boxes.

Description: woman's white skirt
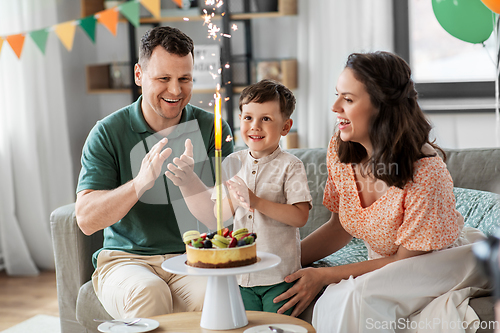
[[312, 228, 492, 333]]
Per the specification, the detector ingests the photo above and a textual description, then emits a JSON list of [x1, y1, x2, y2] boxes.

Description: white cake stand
[[161, 251, 280, 330]]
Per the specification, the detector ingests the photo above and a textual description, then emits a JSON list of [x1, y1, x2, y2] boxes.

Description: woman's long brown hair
[[336, 51, 445, 189]]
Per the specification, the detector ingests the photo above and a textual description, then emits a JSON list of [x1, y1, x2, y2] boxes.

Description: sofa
[[50, 146, 500, 333]]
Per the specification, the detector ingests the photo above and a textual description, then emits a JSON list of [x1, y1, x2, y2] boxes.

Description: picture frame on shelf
[[86, 62, 132, 93], [193, 44, 221, 90], [252, 58, 297, 89], [255, 60, 281, 82], [110, 62, 132, 89]]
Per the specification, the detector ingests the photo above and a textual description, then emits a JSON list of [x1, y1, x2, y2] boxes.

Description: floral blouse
[[323, 137, 461, 257]]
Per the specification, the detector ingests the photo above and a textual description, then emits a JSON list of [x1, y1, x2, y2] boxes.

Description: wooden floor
[[0, 270, 59, 331]]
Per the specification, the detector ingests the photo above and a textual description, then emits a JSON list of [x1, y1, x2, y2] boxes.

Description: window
[[410, 0, 496, 83], [393, 0, 495, 102]]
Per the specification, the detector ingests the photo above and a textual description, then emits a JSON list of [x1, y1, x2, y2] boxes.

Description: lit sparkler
[[214, 84, 223, 234]]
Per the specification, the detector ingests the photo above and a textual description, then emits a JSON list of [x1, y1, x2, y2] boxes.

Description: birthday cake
[[183, 228, 257, 268]]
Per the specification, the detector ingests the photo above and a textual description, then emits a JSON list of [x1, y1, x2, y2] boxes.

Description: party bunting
[[6, 34, 25, 59], [141, 0, 161, 19], [120, 1, 140, 27], [0, 0, 182, 59], [55, 21, 77, 51], [97, 8, 119, 36], [79, 15, 97, 43], [30, 28, 50, 54]]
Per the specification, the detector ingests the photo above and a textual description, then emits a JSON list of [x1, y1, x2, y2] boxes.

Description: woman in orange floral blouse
[[273, 52, 490, 332]]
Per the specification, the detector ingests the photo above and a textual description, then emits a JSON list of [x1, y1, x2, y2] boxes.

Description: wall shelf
[[232, 0, 297, 19], [81, 0, 297, 23], [140, 15, 210, 23]]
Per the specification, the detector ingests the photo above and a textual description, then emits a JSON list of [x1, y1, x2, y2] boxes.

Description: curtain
[[296, 0, 394, 148], [0, 0, 74, 275]]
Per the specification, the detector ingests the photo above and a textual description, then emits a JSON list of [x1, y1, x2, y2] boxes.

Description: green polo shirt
[[77, 97, 233, 267]]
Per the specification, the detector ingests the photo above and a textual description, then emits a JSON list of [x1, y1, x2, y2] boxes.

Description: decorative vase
[[254, 0, 278, 12]]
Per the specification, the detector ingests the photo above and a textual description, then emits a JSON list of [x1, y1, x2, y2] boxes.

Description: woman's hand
[[273, 267, 327, 317]]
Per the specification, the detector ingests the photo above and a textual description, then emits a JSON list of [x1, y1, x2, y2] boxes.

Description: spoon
[[268, 326, 293, 333]]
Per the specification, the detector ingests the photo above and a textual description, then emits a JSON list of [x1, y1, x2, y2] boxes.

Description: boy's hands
[[165, 139, 196, 187], [226, 176, 255, 212]]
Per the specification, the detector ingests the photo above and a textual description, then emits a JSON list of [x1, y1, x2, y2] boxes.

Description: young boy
[[167, 79, 312, 315], [218, 79, 312, 315]]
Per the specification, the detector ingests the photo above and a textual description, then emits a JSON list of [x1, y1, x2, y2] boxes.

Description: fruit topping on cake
[[183, 228, 258, 268]]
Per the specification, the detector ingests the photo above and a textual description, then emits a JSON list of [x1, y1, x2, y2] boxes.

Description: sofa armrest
[[50, 203, 103, 333], [443, 148, 500, 193]]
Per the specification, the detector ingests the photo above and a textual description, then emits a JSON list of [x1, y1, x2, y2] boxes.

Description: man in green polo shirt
[[75, 26, 233, 319]]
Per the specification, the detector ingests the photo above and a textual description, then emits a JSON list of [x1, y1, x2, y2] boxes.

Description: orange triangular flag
[[6, 34, 25, 59], [97, 8, 119, 36], [0, 37, 4, 55], [141, 0, 161, 18], [171, 0, 183, 8], [55, 21, 77, 51]]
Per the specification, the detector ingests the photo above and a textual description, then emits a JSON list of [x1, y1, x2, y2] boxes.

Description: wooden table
[[150, 311, 316, 332]]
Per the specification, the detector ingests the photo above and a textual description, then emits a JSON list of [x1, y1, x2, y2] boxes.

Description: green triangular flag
[[119, 1, 140, 28], [79, 15, 97, 43], [30, 28, 49, 54]]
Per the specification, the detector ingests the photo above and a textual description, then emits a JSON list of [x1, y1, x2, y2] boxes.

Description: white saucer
[[243, 323, 308, 333], [97, 318, 159, 333]]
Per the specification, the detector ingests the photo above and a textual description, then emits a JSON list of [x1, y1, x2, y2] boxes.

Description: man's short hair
[[139, 26, 194, 69]]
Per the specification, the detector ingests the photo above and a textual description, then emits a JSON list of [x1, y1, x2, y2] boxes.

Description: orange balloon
[[481, 0, 500, 14]]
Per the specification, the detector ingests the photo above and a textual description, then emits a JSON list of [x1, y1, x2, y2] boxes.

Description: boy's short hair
[[238, 79, 296, 119]]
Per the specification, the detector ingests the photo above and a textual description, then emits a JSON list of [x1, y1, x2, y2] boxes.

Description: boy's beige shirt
[[217, 146, 312, 287]]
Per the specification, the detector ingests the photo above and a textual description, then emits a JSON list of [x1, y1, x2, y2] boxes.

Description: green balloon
[[432, 0, 495, 44]]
